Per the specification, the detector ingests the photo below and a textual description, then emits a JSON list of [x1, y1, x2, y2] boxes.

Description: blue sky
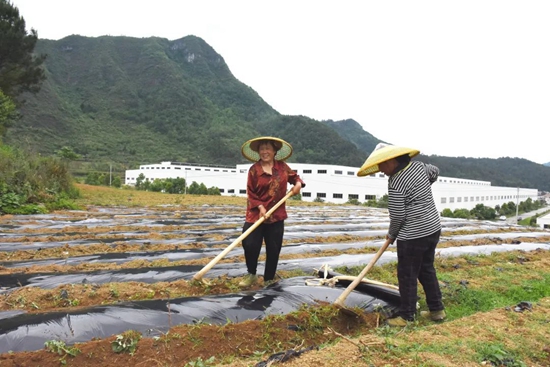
[[11, 0, 550, 164]]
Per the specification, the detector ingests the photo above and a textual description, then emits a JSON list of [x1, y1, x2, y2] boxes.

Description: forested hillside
[[5, 35, 366, 167], [420, 155, 550, 192], [5, 35, 550, 191]]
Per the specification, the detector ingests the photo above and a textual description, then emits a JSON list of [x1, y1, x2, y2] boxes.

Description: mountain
[[544, 162, 550, 167], [5, 35, 368, 168], [322, 119, 385, 153], [5, 35, 550, 191]]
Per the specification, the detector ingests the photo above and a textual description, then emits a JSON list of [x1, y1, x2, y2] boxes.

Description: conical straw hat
[[357, 143, 420, 176], [241, 136, 293, 162]]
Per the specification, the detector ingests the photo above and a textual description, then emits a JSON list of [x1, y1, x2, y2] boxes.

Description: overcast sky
[[10, 0, 550, 164]]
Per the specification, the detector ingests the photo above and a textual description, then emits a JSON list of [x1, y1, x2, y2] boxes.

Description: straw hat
[[241, 136, 293, 162], [357, 143, 420, 177]]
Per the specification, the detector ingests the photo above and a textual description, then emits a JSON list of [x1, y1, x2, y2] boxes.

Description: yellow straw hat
[[357, 143, 420, 177], [241, 136, 293, 162]]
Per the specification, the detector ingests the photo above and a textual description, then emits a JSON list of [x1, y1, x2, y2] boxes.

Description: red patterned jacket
[[245, 160, 305, 224]]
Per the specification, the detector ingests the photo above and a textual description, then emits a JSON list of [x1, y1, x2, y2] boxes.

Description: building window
[[464, 197, 468, 202], [195, 168, 201, 171], [240, 169, 247, 173], [334, 170, 342, 175], [441, 198, 447, 204], [175, 167, 181, 170], [471, 197, 474, 202], [365, 195, 376, 200], [185, 168, 191, 170], [228, 189, 235, 193], [214, 169, 219, 172], [302, 192, 311, 197], [219, 189, 225, 193], [223, 170, 227, 172], [348, 194, 359, 200], [205, 169, 210, 171], [303, 170, 312, 174], [333, 193, 343, 199], [379, 174, 384, 177], [317, 170, 327, 174], [476, 196, 479, 201], [239, 189, 246, 194], [457, 197, 462, 202], [317, 193, 326, 198], [348, 171, 354, 175], [450, 197, 454, 203]]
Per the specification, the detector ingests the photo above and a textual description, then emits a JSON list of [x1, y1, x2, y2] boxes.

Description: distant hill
[[6, 35, 550, 191], [544, 162, 550, 167], [419, 155, 550, 192]]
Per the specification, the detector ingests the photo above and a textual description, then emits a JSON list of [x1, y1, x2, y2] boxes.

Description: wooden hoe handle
[[192, 190, 294, 281], [334, 238, 392, 307]]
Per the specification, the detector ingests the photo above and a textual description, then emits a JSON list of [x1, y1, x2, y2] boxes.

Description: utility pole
[[516, 187, 519, 223], [109, 164, 112, 186]]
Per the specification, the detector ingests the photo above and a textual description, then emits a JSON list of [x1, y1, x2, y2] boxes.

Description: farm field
[[0, 184, 549, 367]]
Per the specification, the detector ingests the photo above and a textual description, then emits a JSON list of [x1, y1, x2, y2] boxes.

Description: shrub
[[0, 144, 79, 214]]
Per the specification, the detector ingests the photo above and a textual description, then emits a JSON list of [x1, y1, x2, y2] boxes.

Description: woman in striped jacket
[[358, 144, 446, 327]]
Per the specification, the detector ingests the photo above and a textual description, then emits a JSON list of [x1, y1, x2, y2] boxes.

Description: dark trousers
[[242, 220, 284, 281], [396, 230, 443, 320]]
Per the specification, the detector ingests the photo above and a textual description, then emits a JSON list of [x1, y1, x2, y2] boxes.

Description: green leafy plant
[[184, 356, 216, 367], [477, 344, 526, 367], [111, 331, 141, 356], [44, 340, 81, 364]]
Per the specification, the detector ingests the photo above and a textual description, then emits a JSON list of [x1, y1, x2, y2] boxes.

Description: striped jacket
[[387, 161, 441, 241]]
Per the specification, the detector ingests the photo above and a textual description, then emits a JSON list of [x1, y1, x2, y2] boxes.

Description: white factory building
[[538, 213, 550, 229], [125, 161, 538, 213]]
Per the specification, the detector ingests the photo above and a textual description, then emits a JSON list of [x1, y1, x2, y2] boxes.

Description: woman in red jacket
[[239, 137, 305, 287]]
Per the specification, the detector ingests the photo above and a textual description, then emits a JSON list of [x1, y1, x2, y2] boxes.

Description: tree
[[207, 186, 221, 195], [135, 173, 146, 189], [149, 179, 164, 192], [112, 176, 122, 188], [0, 89, 15, 135], [0, 0, 46, 100], [198, 183, 208, 195], [55, 146, 81, 160], [441, 208, 453, 218], [84, 172, 101, 185], [187, 181, 200, 194], [377, 194, 389, 208], [470, 204, 496, 220]]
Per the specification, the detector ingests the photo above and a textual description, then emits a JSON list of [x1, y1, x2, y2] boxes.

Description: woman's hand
[[291, 182, 302, 196], [258, 204, 268, 219]]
